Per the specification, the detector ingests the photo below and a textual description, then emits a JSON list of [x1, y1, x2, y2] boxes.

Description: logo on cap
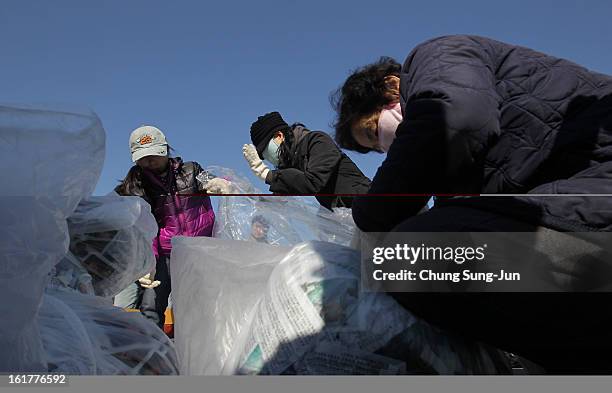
[[137, 135, 154, 145]]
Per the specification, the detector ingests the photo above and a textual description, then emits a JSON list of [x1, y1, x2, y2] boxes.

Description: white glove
[[138, 273, 161, 289], [202, 177, 234, 194], [243, 144, 270, 181]]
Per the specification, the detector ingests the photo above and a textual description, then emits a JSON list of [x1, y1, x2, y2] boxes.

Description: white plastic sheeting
[[202, 166, 356, 247], [171, 237, 288, 375], [0, 104, 178, 374], [0, 104, 106, 213], [40, 289, 178, 375], [0, 197, 70, 372], [0, 105, 105, 372], [171, 237, 509, 375], [64, 195, 157, 297]]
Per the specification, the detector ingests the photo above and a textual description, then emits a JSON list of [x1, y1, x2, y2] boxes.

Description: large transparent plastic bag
[[201, 166, 356, 247], [171, 237, 289, 375], [40, 289, 179, 375], [0, 197, 70, 372], [42, 195, 176, 375], [0, 104, 105, 215], [64, 195, 158, 297], [171, 237, 510, 375], [0, 105, 105, 372]]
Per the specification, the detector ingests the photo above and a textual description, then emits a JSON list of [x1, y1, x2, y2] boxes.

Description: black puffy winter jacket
[[353, 35, 612, 232]]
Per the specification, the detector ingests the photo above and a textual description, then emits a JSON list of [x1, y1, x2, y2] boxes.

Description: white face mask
[[263, 139, 280, 167], [377, 102, 403, 153]]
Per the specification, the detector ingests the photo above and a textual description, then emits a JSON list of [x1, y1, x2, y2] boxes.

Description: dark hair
[[115, 144, 175, 198], [115, 165, 146, 198], [276, 123, 304, 168], [252, 214, 270, 229], [330, 57, 401, 153]]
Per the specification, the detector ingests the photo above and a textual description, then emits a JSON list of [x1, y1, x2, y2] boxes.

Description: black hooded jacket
[[353, 35, 612, 232]]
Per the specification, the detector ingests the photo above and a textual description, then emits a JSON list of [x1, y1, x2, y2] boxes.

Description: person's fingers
[[243, 144, 257, 158], [140, 276, 155, 287], [138, 272, 157, 286], [143, 280, 161, 289], [141, 280, 160, 289], [205, 178, 230, 193]]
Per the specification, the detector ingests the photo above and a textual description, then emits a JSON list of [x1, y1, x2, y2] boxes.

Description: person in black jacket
[[333, 36, 612, 234], [243, 111, 370, 210], [332, 35, 612, 373]]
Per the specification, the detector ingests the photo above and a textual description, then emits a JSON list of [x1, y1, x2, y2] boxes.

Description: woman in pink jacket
[[114, 125, 227, 328]]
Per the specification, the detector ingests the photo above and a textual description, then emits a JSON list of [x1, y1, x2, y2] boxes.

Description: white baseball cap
[[129, 125, 168, 162]]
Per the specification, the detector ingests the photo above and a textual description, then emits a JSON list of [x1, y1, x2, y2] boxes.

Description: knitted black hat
[[250, 112, 290, 159]]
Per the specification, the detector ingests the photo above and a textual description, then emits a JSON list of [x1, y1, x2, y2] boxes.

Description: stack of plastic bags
[[58, 195, 157, 298], [171, 238, 510, 375], [0, 104, 178, 374], [40, 288, 178, 374]]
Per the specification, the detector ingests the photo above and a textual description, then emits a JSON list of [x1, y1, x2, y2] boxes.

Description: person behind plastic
[[242, 112, 371, 210], [250, 214, 270, 244]]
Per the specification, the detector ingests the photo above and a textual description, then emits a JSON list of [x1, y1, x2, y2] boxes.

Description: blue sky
[[2, 0, 612, 195]]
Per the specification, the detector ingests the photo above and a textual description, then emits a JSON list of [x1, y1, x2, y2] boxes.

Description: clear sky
[[2, 0, 612, 195]]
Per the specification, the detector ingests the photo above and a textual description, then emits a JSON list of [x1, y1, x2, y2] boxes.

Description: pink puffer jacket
[[142, 158, 215, 257]]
